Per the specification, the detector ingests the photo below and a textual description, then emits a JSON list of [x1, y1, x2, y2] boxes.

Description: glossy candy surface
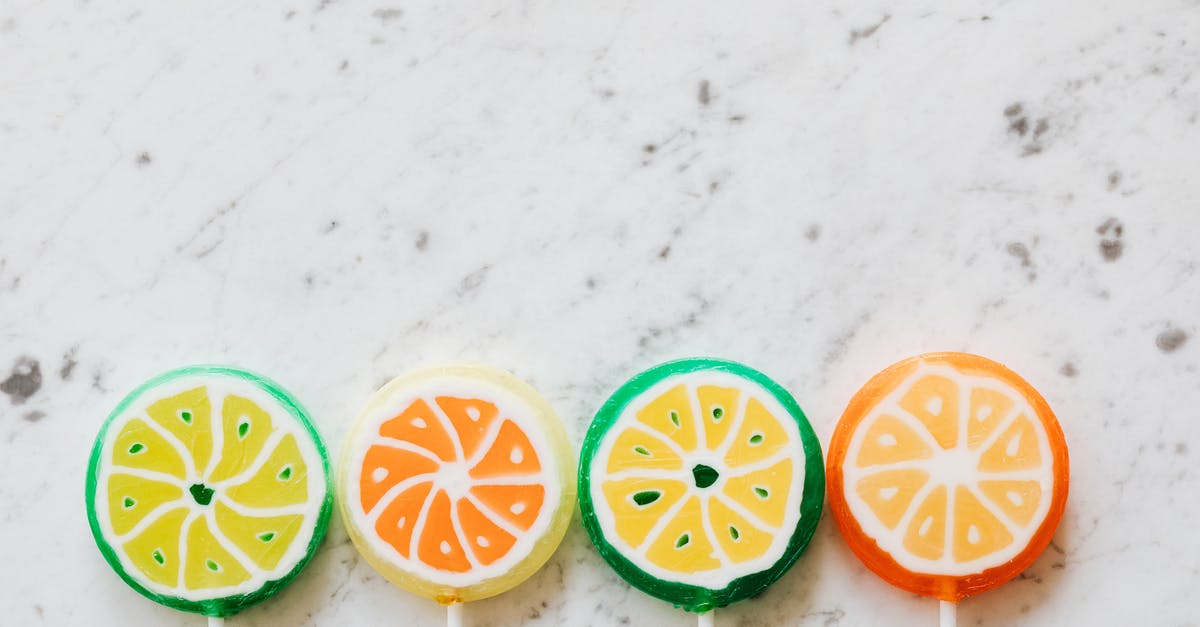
[[826, 352, 1069, 601], [86, 366, 332, 617], [579, 358, 824, 612], [338, 363, 575, 604]]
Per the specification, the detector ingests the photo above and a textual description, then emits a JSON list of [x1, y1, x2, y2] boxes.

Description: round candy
[[826, 352, 1069, 601], [85, 366, 333, 617], [578, 358, 824, 612], [338, 363, 575, 604]]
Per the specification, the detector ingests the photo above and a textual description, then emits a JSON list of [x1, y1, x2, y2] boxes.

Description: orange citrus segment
[[855, 469, 930, 530], [436, 396, 501, 459], [898, 374, 960, 450], [979, 414, 1041, 472], [978, 480, 1042, 526], [855, 415, 934, 468], [724, 398, 789, 467], [360, 446, 440, 512], [417, 490, 471, 572], [605, 427, 684, 472], [696, 385, 740, 451], [644, 496, 721, 571], [470, 420, 541, 478], [374, 481, 434, 559], [379, 399, 457, 462], [952, 487, 1013, 562], [966, 387, 1013, 450], [456, 497, 517, 565], [600, 478, 689, 547], [635, 384, 697, 451], [902, 485, 947, 561], [469, 484, 544, 531]]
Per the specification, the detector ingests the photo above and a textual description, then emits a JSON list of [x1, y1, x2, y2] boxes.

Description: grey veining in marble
[[1, 1, 1199, 625]]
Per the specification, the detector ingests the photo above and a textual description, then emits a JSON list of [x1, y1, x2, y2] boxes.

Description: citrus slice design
[[85, 366, 332, 617], [578, 358, 824, 612], [826, 352, 1069, 601], [339, 364, 575, 604]]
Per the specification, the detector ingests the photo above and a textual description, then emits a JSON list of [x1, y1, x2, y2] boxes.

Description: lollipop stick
[[447, 602, 463, 627], [698, 609, 714, 627], [208, 618, 224, 627], [939, 601, 956, 627]]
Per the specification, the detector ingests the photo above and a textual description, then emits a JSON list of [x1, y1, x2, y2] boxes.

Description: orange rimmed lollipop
[[826, 353, 1068, 625]]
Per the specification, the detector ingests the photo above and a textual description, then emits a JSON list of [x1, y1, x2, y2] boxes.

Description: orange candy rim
[[825, 352, 1069, 602]]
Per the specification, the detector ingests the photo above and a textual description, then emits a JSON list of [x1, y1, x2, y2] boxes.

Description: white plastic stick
[[698, 609, 714, 627], [208, 617, 224, 627], [447, 602, 463, 627], [939, 601, 956, 627]]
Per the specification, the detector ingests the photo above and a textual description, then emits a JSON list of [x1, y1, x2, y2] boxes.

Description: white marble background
[[2, 0, 1199, 625]]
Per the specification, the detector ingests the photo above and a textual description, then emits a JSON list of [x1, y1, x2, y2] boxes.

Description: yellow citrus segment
[[601, 477, 689, 547], [708, 497, 773, 563], [644, 496, 721, 571], [978, 480, 1042, 526], [967, 387, 1013, 450], [112, 419, 187, 479], [108, 473, 184, 535], [122, 507, 189, 587], [214, 501, 304, 571], [952, 487, 1013, 563], [898, 374, 960, 450], [636, 384, 697, 451], [979, 414, 1042, 472], [209, 394, 274, 482], [696, 385, 740, 451], [184, 516, 251, 589], [902, 485, 947, 560], [855, 469, 930, 530], [146, 387, 213, 473], [724, 398, 789, 467], [225, 434, 308, 509], [855, 414, 934, 468], [722, 458, 793, 527], [605, 427, 684, 472]]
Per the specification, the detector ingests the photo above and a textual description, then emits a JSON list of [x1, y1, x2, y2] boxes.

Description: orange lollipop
[[826, 353, 1068, 625]]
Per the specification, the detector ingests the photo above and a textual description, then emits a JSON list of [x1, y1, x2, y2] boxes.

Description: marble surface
[[2, 1, 1199, 625]]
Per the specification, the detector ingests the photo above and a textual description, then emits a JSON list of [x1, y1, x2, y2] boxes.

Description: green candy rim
[[85, 365, 334, 618], [578, 358, 825, 612]]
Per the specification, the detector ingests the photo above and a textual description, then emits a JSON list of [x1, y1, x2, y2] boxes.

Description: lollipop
[[86, 366, 333, 626], [578, 358, 824, 625], [826, 353, 1068, 626], [338, 364, 575, 626]]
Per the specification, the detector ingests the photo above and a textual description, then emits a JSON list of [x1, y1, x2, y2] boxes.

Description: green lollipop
[[85, 366, 332, 622], [578, 358, 824, 621]]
